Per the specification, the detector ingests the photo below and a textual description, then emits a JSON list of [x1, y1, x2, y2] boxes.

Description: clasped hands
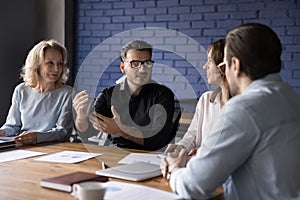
[[160, 144, 198, 180]]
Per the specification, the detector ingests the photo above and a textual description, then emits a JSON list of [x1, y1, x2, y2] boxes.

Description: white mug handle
[[72, 184, 79, 198]]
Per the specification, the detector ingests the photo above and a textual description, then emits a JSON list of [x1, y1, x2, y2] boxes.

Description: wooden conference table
[[0, 142, 223, 200]]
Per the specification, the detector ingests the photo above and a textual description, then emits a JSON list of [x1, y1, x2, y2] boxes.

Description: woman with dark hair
[[162, 39, 230, 176]]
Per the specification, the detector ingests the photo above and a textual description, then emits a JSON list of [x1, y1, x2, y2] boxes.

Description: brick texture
[[74, 0, 300, 98]]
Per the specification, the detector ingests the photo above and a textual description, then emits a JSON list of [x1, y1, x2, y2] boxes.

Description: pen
[[157, 153, 167, 159], [101, 161, 108, 169]]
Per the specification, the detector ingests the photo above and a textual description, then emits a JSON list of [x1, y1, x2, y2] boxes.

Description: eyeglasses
[[217, 61, 226, 75], [124, 60, 154, 69]]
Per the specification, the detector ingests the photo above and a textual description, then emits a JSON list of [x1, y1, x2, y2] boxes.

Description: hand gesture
[[73, 90, 89, 119], [89, 110, 122, 135], [89, 106, 144, 145]]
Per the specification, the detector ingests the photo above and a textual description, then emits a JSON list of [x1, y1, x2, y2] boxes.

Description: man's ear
[[231, 57, 241, 77], [120, 62, 125, 74]]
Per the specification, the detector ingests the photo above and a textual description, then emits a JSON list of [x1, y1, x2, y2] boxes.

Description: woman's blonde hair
[[20, 39, 69, 87]]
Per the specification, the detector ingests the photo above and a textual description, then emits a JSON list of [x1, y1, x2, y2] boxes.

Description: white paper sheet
[[0, 150, 46, 163], [118, 153, 163, 166], [34, 150, 101, 163], [104, 181, 180, 200]]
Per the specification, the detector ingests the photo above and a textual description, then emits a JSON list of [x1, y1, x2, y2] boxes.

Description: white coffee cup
[[72, 181, 106, 200]]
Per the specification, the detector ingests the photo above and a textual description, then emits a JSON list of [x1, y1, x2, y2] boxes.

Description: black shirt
[[91, 80, 175, 151]]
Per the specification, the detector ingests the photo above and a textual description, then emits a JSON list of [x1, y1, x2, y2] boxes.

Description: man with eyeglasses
[[73, 40, 176, 151]]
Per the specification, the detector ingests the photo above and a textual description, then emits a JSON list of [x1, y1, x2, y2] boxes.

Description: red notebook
[[40, 171, 108, 192]]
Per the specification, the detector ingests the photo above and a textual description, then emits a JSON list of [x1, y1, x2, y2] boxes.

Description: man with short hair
[[162, 23, 300, 199], [73, 40, 176, 151]]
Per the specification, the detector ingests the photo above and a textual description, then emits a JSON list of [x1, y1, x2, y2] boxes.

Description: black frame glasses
[[124, 60, 154, 69]]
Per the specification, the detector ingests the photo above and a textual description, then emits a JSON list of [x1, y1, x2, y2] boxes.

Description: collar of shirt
[[244, 73, 281, 94], [119, 78, 157, 98]]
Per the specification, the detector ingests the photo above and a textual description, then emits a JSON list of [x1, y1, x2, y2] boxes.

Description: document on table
[[34, 150, 101, 163], [118, 152, 162, 166], [104, 181, 180, 200], [0, 150, 46, 163]]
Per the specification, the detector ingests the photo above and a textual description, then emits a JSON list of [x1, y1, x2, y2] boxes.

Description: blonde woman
[[0, 39, 73, 146]]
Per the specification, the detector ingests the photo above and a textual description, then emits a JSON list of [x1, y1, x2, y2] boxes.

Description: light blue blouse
[[1, 83, 74, 143], [170, 73, 300, 200]]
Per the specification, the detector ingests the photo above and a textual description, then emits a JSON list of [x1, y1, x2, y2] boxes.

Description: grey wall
[[0, 0, 65, 125]]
